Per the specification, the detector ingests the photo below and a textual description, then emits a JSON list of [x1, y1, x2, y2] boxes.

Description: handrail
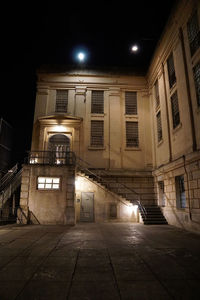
[[17, 206, 29, 224], [0, 164, 18, 190], [76, 156, 147, 219], [25, 150, 76, 166]]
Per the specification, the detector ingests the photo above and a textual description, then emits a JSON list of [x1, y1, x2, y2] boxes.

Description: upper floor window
[[193, 61, 200, 106], [156, 111, 162, 142], [167, 53, 176, 89], [55, 90, 68, 113], [90, 120, 104, 147], [126, 121, 139, 147], [187, 10, 200, 57], [91, 91, 104, 114], [125, 92, 137, 115], [154, 80, 160, 109], [171, 91, 180, 129]]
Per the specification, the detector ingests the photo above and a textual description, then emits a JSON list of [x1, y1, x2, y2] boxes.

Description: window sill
[[172, 122, 182, 134], [124, 114, 138, 118], [124, 147, 141, 151], [88, 146, 106, 150], [91, 113, 105, 117]]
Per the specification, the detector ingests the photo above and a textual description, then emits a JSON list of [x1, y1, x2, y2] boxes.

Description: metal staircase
[[76, 157, 168, 225], [0, 164, 22, 224]]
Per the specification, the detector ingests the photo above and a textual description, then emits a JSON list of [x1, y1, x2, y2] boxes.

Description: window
[[156, 111, 163, 142], [167, 53, 176, 88], [55, 90, 68, 112], [187, 11, 200, 56], [126, 121, 139, 147], [154, 80, 160, 109], [175, 175, 186, 208], [37, 177, 60, 190], [171, 91, 180, 129], [125, 92, 137, 115], [193, 62, 200, 106], [90, 120, 104, 147], [91, 91, 104, 114]]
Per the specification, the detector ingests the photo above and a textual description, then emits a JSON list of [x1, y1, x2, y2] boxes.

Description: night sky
[[0, 1, 175, 165]]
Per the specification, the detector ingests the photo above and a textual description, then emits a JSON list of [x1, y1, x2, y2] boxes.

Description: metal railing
[[76, 156, 147, 219], [25, 151, 76, 166], [0, 164, 18, 191]]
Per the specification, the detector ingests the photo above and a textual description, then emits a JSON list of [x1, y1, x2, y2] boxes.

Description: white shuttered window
[[91, 120, 104, 147], [125, 92, 137, 115], [126, 121, 139, 147], [55, 90, 68, 113]]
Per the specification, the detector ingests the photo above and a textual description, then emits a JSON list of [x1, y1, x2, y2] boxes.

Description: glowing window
[[37, 177, 60, 190]]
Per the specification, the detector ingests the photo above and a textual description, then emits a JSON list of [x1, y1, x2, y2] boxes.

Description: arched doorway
[[48, 134, 70, 164]]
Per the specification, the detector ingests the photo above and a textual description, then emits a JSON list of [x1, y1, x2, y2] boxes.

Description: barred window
[[55, 90, 68, 113], [37, 177, 60, 190], [154, 80, 160, 109], [193, 62, 200, 106], [91, 120, 104, 147], [187, 11, 200, 56], [171, 91, 180, 129], [175, 175, 186, 208], [167, 53, 176, 88], [91, 91, 104, 114], [126, 121, 139, 147], [125, 92, 137, 115], [156, 111, 162, 142]]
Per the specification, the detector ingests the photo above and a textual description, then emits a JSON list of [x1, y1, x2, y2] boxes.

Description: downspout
[[162, 63, 172, 162], [179, 27, 197, 151]]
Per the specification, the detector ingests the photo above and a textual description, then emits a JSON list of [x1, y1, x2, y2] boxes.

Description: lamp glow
[[131, 45, 138, 52]]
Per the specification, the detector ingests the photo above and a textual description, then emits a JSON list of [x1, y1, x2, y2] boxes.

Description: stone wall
[[154, 151, 200, 233], [19, 164, 75, 225]]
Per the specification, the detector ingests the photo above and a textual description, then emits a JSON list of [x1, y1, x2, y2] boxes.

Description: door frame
[[80, 192, 94, 222]]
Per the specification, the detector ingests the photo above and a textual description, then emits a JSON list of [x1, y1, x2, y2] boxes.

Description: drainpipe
[[162, 63, 172, 162], [179, 27, 197, 151]]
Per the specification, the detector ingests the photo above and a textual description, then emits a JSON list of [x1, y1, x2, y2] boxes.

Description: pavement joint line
[[133, 248, 175, 300], [14, 231, 67, 300], [106, 248, 122, 300], [66, 245, 81, 300], [0, 231, 48, 271]]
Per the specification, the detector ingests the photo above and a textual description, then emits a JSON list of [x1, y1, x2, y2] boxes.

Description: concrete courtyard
[[0, 223, 200, 300]]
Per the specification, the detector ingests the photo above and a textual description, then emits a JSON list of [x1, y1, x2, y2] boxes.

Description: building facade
[[20, 0, 200, 232]]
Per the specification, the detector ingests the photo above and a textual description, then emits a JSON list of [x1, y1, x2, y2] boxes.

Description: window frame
[[90, 120, 104, 148], [37, 176, 61, 191], [125, 91, 137, 115], [175, 175, 186, 209], [125, 121, 139, 148], [156, 111, 163, 143], [167, 53, 176, 89], [91, 90, 104, 114], [170, 91, 180, 129], [193, 61, 200, 107], [187, 10, 200, 57], [55, 90, 68, 113]]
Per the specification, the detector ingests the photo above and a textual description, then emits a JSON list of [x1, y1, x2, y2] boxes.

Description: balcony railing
[[25, 151, 76, 166]]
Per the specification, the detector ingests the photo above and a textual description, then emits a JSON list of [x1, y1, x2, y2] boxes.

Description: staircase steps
[[139, 205, 168, 225]]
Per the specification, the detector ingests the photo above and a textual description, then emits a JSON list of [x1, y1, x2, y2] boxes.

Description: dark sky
[[0, 1, 175, 164]]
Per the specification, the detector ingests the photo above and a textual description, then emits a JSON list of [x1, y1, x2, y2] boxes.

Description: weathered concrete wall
[[19, 165, 75, 225]]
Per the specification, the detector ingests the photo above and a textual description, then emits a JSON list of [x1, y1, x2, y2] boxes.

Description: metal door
[[80, 192, 94, 222]]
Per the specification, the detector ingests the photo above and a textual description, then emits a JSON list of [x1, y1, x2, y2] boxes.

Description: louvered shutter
[[126, 122, 139, 147], [193, 62, 200, 106], [125, 92, 137, 115], [167, 53, 176, 88], [91, 120, 104, 147], [171, 92, 180, 129], [154, 80, 160, 109], [156, 111, 162, 142], [91, 91, 104, 114], [187, 11, 200, 56], [55, 90, 68, 112]]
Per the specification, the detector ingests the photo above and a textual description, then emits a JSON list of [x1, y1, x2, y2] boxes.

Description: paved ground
[[0, 223, 200, 300]]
